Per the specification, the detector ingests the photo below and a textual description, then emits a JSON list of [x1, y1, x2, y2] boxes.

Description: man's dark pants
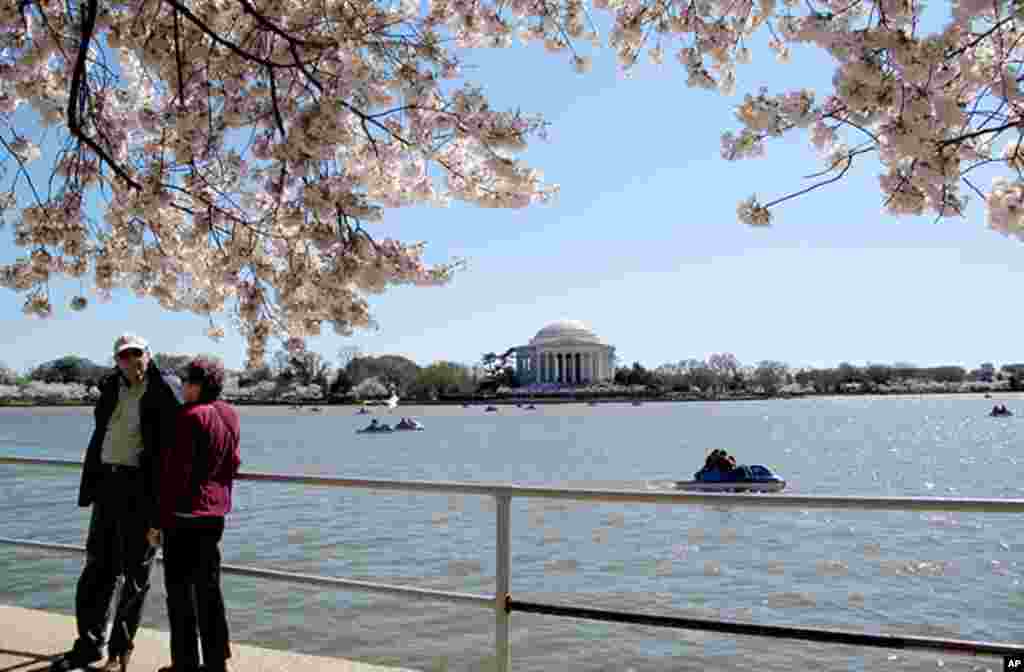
[[163, 516, 231, 672], [74, 467, 155, 659]]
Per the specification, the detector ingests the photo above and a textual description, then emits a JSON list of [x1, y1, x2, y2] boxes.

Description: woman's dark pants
[[74, 467, 156, 659], [163, 516, 231, 672]]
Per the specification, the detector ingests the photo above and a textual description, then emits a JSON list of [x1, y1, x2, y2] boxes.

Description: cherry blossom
[[1, 0, 556, 366], [522, 0, 1024, 234], [4, 0, 1024, 368]]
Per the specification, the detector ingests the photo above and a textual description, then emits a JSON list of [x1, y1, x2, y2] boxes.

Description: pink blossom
[[4, 0, 1024, 365]]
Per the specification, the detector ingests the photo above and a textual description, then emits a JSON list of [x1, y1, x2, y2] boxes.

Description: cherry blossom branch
[[823, 110, 881, 144], [0, 134, 47, 210], [962, 176, 986, 202], [66, 0, 141, 190], [763, 147, 872, 210], [172, 4, 185, 110], [236, 0, 330, 49], [162, 0, 297, 68], [267, 66, 288, 138], [939, 120, 1021, 148]]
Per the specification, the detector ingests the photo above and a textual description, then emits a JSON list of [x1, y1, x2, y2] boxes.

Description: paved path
[[0, 604, 417, 672]]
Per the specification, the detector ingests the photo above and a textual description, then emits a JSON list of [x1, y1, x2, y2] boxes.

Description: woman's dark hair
[[183, 357, 224, 402]]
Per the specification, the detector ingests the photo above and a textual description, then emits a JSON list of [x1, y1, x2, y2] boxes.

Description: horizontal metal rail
[[4, 455, 1024, 512], [2, 534, 1018, 658], [3, 454, 1022, 669], [507, 599, 1024, 657], [0, 536, 492, 608]]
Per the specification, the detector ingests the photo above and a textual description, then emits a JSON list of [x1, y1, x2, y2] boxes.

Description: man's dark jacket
[[78, 361, 183, 526]]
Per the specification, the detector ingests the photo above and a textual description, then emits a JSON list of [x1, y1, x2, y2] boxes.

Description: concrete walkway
[[0, 604, 417, 672]]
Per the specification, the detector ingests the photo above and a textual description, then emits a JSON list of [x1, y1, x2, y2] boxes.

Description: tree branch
[[172, 3, 185, 110], [947, 17, 1016, 59], [0, 134, 49, 212], [939, 120, 1021, 148], [236, 0, 330, 49], [267, 66, 288, 138], [961, 176, 986, 202], [801, 145, 875, 180], [763, 148, 870, 209], [67, 0, 141, 190], [162, 0, 297, 68]]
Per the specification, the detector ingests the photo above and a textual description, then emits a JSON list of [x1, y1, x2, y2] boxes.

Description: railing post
[[495, 494, 512, 672]]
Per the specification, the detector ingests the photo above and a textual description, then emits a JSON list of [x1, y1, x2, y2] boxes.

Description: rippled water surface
[[1, 398, 1021, 671]]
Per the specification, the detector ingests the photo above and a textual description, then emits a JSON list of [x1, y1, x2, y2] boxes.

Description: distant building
[[514, 320, 615, 385]]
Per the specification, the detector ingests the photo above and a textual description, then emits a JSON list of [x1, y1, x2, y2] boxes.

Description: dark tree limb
[[764, 147, 872, 209], [67, 0, 141, 189]]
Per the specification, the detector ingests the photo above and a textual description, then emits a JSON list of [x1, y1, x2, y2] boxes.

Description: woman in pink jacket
[[154, 357, 240, 672]]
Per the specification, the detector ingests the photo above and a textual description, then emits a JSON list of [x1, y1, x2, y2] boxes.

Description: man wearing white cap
[[52, 334, 183, 672]]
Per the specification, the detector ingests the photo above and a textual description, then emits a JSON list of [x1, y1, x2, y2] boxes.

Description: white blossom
[[2, 0, 1024, 337]]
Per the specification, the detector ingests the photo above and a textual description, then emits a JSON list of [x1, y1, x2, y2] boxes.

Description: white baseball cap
[[113, 333, 149, 355]]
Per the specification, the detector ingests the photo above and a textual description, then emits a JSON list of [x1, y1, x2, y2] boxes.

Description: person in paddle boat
[[695, 450, 753, 482], [396, 417, 419, 430], [362, 418, 392, 432], [694, 450, 726, 481]]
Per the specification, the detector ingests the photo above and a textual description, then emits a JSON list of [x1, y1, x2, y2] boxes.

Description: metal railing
[[2, 455, 1023, 671]]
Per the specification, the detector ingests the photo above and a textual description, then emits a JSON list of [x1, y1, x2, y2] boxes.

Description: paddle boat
[[990, 405, 1013, 417], [357, 420, 394, 434], [675, 465, 786, 493], [393, 418, 425, 431]]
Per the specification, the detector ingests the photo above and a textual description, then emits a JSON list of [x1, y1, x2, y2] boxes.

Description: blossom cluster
[[0, 0, 557, 365], [4, 0, 1024, 363], [689, 0, 1019, 228], [513, 0, 1024, 232]]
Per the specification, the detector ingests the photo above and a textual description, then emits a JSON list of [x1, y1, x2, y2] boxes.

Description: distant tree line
[[635, 358, 1024, 397], [2, 347, 1022, 404], [0, 345, 480, 403]]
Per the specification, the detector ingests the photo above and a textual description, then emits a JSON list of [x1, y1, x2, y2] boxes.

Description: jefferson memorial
[[514, 320, 615, 385]]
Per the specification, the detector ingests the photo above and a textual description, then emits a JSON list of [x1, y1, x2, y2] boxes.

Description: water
[[1, 398, 1021, 671]]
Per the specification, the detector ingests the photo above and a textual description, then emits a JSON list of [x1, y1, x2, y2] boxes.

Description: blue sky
[[2, 30, 1022, 374]]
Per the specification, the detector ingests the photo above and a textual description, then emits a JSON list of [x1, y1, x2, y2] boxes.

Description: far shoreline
[[2, 389, 1023, 409]]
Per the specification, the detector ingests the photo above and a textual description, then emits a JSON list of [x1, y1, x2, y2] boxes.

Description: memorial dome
[[529, 320, 603, 346]]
